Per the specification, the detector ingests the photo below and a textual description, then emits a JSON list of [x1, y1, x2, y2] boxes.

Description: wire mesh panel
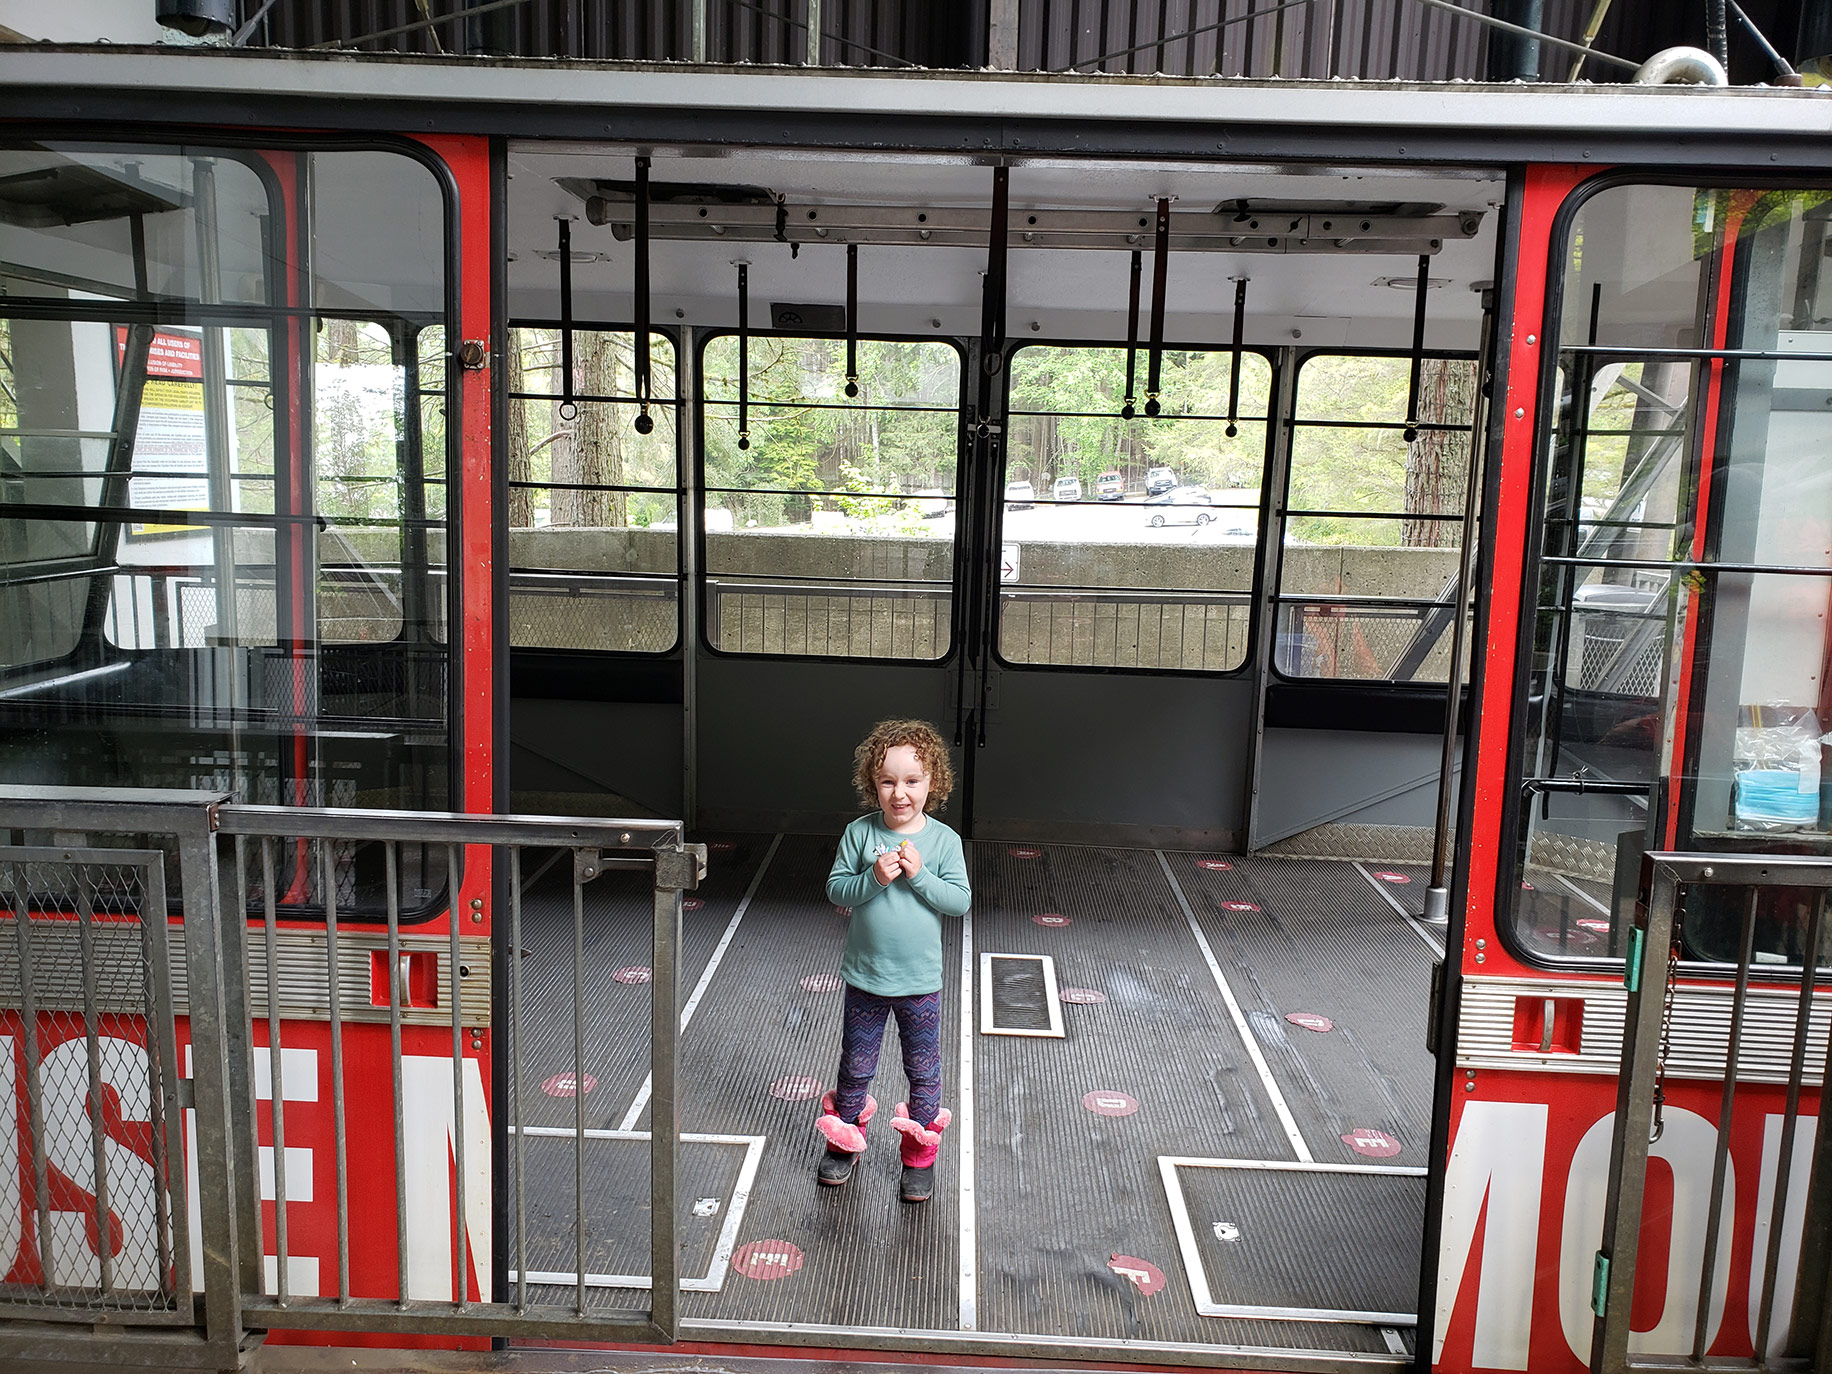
[[0, 847, 190, 1323]]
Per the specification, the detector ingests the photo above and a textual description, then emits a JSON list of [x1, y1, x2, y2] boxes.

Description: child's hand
[[896, 840, 922, 879], [873, 849, 902, 887]]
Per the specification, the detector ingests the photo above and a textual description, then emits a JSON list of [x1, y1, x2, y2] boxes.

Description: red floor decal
[[1108, 1254, 1166, 1295], [800, 972, 844, 992], [541, 1071, 596, 1097], [1198, 859, 1233, 871], [1576, 917, 1611, 933], [732, 1239, 805, 1280], [1032, 913, 1072, 927], [1008, 846, 1042, 859], [833, 904, 851, 916], [709, 841, 737, 852], [1083, 1090, 1139, 1117], [1061, 987, 1107, 1004], [769, 1075, 823, 1101], [1286, 1012, 1333, 1033], [1372, 871, 1411, 884], [682, 897, 704, 911], [1221, 901, 1260, 912], [613, 966, 653, 984], [1342, 1127, 1402, 1158]]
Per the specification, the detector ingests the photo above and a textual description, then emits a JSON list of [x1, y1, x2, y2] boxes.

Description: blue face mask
[[1735, 768, 1820, 827]]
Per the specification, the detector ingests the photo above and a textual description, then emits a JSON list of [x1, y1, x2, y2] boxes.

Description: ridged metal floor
[[506, 835, 1436, 1359]]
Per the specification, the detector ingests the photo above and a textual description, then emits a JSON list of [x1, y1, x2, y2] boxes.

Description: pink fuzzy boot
[[814, 1092, 876, 1186], [891, 1102, 951, 1202]]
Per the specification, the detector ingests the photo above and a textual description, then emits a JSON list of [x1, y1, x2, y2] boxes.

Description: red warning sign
[[1032, 913, 1072, 927], [769, 1075, 823, 1102], [613, 966, 653, 984], [541, 1071, 596, 1097], [1522, 881, 1536, 891], [1009, 846, 1042, 859], [1372, 871, 1411, 884], [1576, 917, 1612, 933], [800, 973, 844, 993], [1082, 1090, 1139, 1117], [1285, 1012, 1333, 1033], [1221, 901, 1260, 912], [1060, 987, 1107, 1004], [1198, 859, 1233, 871], [732, 1239, 805, 1281], [682, 897, 704, 911], [1342, 1128, 1402, 1158], [1107, 1254, 1166, 1295]]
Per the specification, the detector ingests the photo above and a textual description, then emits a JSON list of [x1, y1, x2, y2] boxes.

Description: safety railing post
[[172, 798, 250, 1363], [648, 838, 704, 1342], [1589, 855, 1677, 1374]]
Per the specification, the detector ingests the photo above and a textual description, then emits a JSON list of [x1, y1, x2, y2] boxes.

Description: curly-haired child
[[815, 719, 971, 1202]]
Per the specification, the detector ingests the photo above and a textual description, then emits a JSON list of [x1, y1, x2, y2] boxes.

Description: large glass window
[[0, 144, 454, 862], [1276, 352, 1477, 681], [700, 334, 960, 659], [506, 324, 678, 653], [1512, 182, 1832, 967], [1002, 344, 1270, 671]]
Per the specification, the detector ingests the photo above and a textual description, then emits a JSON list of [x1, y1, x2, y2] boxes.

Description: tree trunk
[[1401, 358, 1475, 548], [507, 333, 534, 528]]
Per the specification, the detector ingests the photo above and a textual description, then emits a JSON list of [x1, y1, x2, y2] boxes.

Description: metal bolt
[[1465, 1080, 1476, 1092], [1525, 334, 1536, 345], [1475, 952, 1486, 963], [1475, 938, 1486, 949], [471, 911, 482, 923], [1703, 866, 1714, 878], [470, 896, 483, 910], [621, 832, 633, 845], [1514, 407, 1525, 419]]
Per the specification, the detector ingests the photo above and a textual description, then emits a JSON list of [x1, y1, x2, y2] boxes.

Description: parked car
[[1004, 480, 1036, 510], [1095, 471, 1124, 501], [1145, 466, 1177, 495], [1144, 485, 1214, 527], [1052, 476, 1082, 501]]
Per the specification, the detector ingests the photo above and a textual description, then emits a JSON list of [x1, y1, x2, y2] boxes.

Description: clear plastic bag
[[1732, 704, 1823, 832]]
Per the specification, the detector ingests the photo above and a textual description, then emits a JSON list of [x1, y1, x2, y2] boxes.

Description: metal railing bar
[[1756, 888, 1826, 1361], [1693, 886, 1756, 1361], [233, 1295, 656, 1339], [386, 843, 408, 1310], [1542, 555, 1832, 578], [1277, 593, 1460, 610], [1002, 586, 1252, 604], [510, 845, 528, 1314], [709, 572, 952, 593], [1008, 406, 1272, 423], [214, 806, 682, 851], [1282, 508, 1466, 522], [1564, 343, 1832, 363], [701, 398, 958, 416], [1287, 417, 1474, 433], [572, 849, 587, 1316], [75, 862, 115, 1294], [139, 854, 179, 1307], [448, 841, 468, 1310], [260, 837, 291, 1307], [0, 501, 445, 533], [322, 842, 351, 1305], [506, 390, 682, 408], [649, 851, 685, 1340], [10, 861, 58, 1286]]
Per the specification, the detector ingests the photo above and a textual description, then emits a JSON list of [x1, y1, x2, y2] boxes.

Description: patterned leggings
[[834, 984, 942, 1128]]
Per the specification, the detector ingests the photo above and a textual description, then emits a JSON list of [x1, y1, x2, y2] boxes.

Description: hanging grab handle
[[1145, 198, 1170, 416], [1225, 276, 1248, 439], [1121, 249, 1141, 420], [845, 242, 859, 398], [557, 218, 576, 422], [633, 156, 655, 435], [736, 260, 750, 451], [1403, 253, 1430, 442]]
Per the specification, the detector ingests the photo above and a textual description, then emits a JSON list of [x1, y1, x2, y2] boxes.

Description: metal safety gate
[[0, 784, 703, 1371], [1590, 852, 1832, 1374]]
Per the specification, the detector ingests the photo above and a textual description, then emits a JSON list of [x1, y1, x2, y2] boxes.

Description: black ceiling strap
[[845, 242, 859, 398], [1145, 197, 1170, 416], [736, 260, 750, 451], [1226, 276, 1248, 438], [1121, 248, 1141, 420], [1403, 252, 1431, 442], [557, 218, 576, 421], [632, 155, 654, 435]]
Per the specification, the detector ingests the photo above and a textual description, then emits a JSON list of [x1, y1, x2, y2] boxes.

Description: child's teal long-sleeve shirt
[[825, 813, 972, 997]]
